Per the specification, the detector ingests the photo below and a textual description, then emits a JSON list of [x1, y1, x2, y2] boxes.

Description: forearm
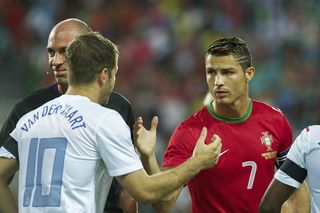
[[140, 152, 161, 175], [151, 187, 183, 213], [117, 189, 137, 213], [0, 180, 18, 213], [119, 156, 200, 204], [140, 153, 182, 212], [144, 157, 200, 203]]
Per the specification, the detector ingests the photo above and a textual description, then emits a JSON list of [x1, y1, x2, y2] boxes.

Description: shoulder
[[95, 107, 129, 135], [252, 99, 287, 120], [175, 106, 208, 132], [13, 84, 60, 115], [298, 125, 320, 145], [305, 125, 320, 133], [82, 98, 126, 125], [108, 91, 131, 107]]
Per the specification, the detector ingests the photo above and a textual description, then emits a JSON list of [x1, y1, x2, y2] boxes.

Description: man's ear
[[97, 68, 109, 88], [245, 67, 255, 82]]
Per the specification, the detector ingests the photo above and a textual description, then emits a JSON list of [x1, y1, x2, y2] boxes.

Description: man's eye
[[48, 50, 55, 57], [60, 48, 66, 54], [224, 71, 233, 75]]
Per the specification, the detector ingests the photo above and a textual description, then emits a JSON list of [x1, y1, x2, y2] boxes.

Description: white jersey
[[275, 125, 320, 213], [5, 95, 143, 213]]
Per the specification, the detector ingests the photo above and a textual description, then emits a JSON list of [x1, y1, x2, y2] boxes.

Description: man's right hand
[[133, 116, 158, 157], [191, 127, 222, 170]]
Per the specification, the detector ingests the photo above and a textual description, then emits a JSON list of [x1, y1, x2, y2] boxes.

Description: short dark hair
[[66, 32, 119, 86], [206, 36, 252, 71]]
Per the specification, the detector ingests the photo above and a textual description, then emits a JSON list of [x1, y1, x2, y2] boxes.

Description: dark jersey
[[0, 83, 134, 213]]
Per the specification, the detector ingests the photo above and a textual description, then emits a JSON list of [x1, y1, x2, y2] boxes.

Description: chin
[[55, 77, 68, 85], [215, 98, 232, 105]]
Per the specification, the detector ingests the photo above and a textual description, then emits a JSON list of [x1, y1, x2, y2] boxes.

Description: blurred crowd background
[[0, 0, 319, 212]]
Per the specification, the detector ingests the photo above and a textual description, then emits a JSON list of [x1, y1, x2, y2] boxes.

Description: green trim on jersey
[[207, 99, 252, 123]]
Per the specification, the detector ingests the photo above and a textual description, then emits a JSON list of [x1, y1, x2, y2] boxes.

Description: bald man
[[0, 18, 136, 213]]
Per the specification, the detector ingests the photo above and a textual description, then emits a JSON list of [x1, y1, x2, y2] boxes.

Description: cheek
[[230, 79, 246, 92], [48, 58, 53, 66], [206, 76, 213, 85]]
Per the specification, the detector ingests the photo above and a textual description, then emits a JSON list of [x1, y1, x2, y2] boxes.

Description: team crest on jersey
[[260, 131, 273, 151], [260, 131, 277, 159]]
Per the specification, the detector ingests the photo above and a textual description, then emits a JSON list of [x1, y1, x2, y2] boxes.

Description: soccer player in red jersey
[[134, 36, 309, 212]]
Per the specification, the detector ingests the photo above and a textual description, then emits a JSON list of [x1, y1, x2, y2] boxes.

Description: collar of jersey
[[62, 94, 91, 102], [207, 99, 252, 123]]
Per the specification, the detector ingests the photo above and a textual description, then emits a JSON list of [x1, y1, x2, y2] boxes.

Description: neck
[[66, 85, 101, 104], [213, 97, 250, 118]]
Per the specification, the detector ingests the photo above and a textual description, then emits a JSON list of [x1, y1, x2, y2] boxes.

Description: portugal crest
[[260, 131, 273, 151]]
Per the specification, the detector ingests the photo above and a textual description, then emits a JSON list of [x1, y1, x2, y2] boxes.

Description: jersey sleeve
[[1, 136, 19, 161], [0, 146, 16, 159], [275, 127, 309, 188], [275, 115, 293, 167], [0, 104, 22, 147], [162, 124, 195, 169], [105, 92, 135, 138], [96, 111, 142, 177], [0, 106, 25, 161]]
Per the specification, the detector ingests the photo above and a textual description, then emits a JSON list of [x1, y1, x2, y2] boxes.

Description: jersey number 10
[[23, 137, 67, 207]]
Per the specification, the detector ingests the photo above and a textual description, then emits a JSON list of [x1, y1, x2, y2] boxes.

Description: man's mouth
[[215, 91, 228, 97], [54, 70, 67, 77]]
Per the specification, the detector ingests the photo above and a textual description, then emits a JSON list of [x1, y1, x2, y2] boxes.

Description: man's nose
[[214, 74, 224, 86], [52, 53, 65, 66]]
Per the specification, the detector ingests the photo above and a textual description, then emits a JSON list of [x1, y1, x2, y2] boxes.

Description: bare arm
[[138, 153, 183, 213], [133, 117, 218, 212], [259, 178, 297, 213], [0, 158, 19, 213], [281, 181, 310, 213], [117, 189, 137, 213], [134, 117, 179, 212], [118, 125, 221, 204], [134, 117, 162, 175]]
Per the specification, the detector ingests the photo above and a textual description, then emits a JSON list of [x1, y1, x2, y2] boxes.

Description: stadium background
[[0, 0, 319, 212]]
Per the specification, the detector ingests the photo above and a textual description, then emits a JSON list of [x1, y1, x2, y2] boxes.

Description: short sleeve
[[275, 127, 309, 188], [162, 124, 195, 169], [0, 146, 16, 159], [96, 111, 142, 177], [286, 127, 308, 169], [2, 136, 19, 160], [0, 104, 21, 147]]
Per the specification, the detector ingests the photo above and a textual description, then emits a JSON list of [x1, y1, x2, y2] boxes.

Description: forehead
[[47, 28, 79, 50], [205, 54, 241, 69]]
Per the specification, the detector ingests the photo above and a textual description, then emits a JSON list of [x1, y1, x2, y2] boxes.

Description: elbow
[[130, 183, 164, 204], [133, 189, 159, 204]]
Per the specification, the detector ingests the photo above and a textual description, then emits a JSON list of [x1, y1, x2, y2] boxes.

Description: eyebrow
[[46, 47, 66, 52], [206, 67, 235, 72]]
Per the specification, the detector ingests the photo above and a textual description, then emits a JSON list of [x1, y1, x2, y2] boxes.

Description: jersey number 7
[[23, 137, 68, 207]]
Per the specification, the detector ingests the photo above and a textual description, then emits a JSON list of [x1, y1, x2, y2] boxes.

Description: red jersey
[[162, 99, 292, 213]]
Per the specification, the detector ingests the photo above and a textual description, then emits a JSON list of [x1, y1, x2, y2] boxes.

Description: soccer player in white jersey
[[0, 32, 222, 213], [259, 125, 318, 212]]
